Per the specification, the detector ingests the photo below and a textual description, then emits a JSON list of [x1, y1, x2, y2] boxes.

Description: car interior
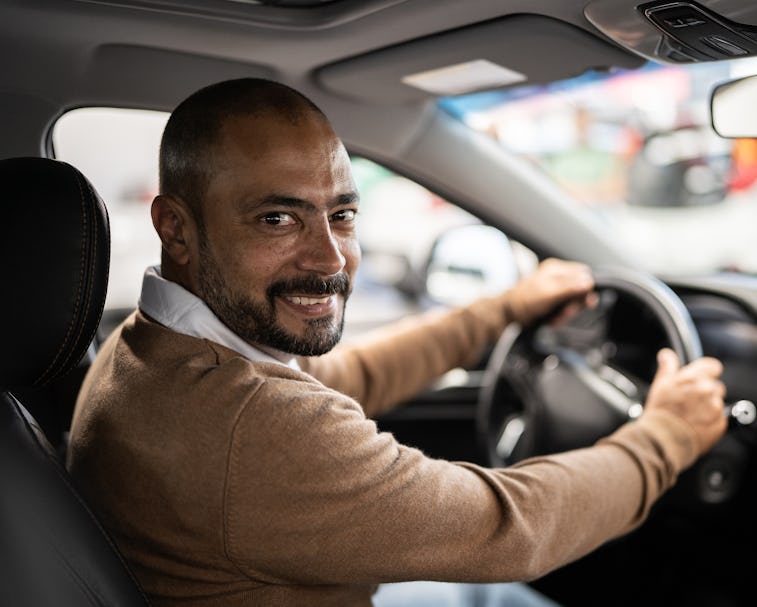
[[4, 0, 757, 605]]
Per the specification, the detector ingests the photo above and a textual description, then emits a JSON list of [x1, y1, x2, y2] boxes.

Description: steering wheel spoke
[[495, 414, 527, 461]]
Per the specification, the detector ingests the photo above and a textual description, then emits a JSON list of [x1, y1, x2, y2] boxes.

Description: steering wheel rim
[[477, 265, 703, 468]]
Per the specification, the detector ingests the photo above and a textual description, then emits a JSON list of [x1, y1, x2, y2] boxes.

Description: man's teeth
[[285, 295, 330, 305]]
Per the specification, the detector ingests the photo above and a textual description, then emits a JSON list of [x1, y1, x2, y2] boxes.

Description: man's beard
[[197, 238, 350, 357]]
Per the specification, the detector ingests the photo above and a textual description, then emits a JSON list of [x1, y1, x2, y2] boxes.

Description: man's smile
[[283, 294, 332, 305], [268, 272, 350, 322], [278, 293, 339, 318]]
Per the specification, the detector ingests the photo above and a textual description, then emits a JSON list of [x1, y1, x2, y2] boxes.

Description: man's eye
[[332, 209, 357, 222], [260, 212, 296, 226]]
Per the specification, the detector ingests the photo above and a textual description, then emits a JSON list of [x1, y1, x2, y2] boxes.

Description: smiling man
[[149, 85, 360, 362], [68, 78, 727, 607]]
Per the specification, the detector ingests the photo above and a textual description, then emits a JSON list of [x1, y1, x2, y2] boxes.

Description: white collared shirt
[[138, 265, 299, 370]]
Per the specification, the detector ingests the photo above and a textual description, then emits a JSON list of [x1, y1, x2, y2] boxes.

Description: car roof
[[3, 0, 757, 264], [0, 1, 641, 148]]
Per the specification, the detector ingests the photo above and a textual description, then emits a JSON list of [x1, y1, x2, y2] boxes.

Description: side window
[[52, 109, 532, 341], [347, 157, 533, 336], [53, 108, 165, 337]]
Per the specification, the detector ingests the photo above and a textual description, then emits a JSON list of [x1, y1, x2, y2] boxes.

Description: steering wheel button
[[707, 469, 725, 488]]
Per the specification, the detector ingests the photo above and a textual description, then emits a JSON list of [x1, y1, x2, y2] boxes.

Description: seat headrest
[[0, 157, 110, 391]]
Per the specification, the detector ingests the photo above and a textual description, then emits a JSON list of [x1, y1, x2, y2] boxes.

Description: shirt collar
[[138, 265, 299, 370]]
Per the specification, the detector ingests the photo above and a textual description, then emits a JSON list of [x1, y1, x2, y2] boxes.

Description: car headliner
[[2, 0, 756, 266], [0, 1, 643, 145]]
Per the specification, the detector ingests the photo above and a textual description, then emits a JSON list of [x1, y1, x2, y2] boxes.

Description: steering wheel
[[477, 266, 703, 468]]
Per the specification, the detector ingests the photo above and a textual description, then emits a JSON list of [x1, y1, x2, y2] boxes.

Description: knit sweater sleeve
[[222, 372, 698, 586], [299, 292, 514, 418]]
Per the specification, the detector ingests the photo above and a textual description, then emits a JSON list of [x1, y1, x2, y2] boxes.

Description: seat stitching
[[56, 170, 99, 374], [78, 174, 108, 357], [37, 165, 86, 385]]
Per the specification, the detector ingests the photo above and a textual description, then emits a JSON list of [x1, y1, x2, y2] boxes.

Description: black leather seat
[[0, 157, 150, 606]]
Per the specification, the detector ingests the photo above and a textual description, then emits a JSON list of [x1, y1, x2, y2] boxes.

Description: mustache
[[267, 272, 351, 301]]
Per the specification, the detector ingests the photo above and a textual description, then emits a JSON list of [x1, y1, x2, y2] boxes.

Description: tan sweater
[[67, 293, 698, 606]]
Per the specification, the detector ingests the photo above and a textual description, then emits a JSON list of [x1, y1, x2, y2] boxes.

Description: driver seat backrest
[[0, 157, 150, 606]]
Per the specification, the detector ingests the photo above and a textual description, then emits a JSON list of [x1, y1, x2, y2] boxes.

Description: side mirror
[[711, 74, 757, 138], [425, 224, 519, 307]]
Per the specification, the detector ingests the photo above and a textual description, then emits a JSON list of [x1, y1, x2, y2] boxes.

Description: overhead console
[[586, 0, 757, 63]]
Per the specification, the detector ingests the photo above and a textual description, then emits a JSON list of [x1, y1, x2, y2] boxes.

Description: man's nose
[[296, 221, 346, 275]]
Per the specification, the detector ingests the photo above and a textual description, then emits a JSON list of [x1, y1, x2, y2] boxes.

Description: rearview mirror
[[711, 74, 757, 138]]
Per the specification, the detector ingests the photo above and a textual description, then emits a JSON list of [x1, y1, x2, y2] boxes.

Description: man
[[68, 78, 726, 607]]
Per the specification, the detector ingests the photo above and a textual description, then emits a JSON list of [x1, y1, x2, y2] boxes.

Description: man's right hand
[[643, 348, 727, 455]]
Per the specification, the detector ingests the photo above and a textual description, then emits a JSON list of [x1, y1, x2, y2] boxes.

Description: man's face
[[194, 111, 361, 357]]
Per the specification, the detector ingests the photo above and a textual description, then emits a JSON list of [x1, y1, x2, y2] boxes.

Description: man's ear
[[151, 194, 198, 266]]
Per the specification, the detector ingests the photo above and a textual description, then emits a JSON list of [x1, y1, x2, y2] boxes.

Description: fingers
[[654, 350, 723, 384], [510, 258, 596, 325], [679, 355, 723, 379], [654, 348, 680, 379], [644, 351, 727, 456], [539, 258, 594, 297], [548, 299, 584, 326], [658, 353, 724, 407], [584, 291, 600, 309]]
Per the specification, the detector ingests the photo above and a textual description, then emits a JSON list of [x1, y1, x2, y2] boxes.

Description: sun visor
[[81, 45, 275, 110], [586, 0, 757, 64], [316, 14, 643, 104]]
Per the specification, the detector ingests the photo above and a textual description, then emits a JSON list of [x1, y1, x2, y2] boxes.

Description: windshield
[[441, 57, 757, 277]]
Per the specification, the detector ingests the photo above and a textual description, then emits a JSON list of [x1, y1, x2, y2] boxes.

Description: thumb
[[654, 348, 680, 380]]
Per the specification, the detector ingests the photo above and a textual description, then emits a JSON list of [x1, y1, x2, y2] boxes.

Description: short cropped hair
[[159, 78, 328, 226]]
